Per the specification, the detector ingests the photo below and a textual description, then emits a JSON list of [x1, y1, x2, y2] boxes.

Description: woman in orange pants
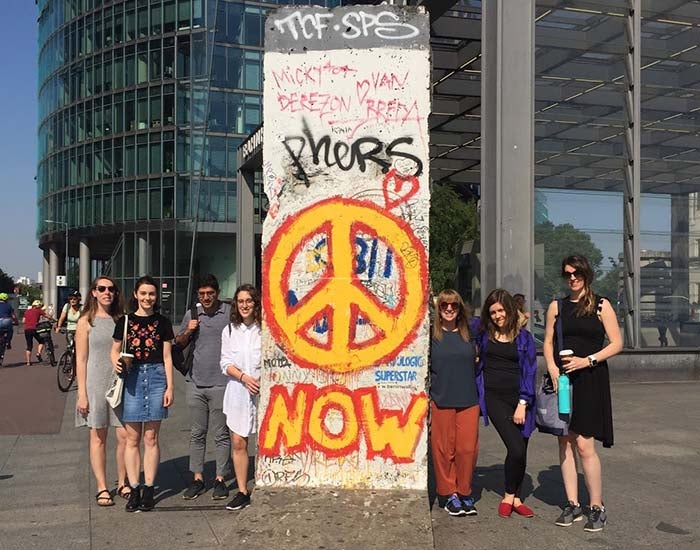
[[430, 289, 480, 516]]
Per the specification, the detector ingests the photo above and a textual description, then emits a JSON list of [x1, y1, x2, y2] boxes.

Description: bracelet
[[240, 372, 245, 383]]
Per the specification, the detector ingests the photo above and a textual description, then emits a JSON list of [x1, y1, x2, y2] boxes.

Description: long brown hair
[[481, 288, 520, 342], [433, 289, 470, 342], [231, 284, 261, 327], [561, 255, 596, 316], [81, 276, 124, 326]]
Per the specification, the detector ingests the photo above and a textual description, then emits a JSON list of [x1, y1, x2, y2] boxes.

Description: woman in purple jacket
[[474, 289, 538, 519]]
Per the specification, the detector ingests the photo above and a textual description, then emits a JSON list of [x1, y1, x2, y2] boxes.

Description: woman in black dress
[[543, 255, 622, 532]]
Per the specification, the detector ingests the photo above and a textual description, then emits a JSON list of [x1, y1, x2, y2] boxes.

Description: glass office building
[[36, 0, 339, 317]]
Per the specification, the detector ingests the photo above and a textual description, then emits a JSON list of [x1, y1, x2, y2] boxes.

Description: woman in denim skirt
[[111, 275, 174, 512]]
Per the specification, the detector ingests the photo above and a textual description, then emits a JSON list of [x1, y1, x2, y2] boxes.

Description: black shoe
[[183, 479, 205, 500], [125, 486, 141, 512], [555, 501, 584, 526], [139, 485, 155, 511], [584, 505, 607, 532], [36, 353, 43, 363], [6, 343, 11, 350], [225, 491, 250, 511], [212, 479, 229, 500]]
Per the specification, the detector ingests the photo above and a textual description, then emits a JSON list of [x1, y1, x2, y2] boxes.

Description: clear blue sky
[[0, 1, 39, 281]]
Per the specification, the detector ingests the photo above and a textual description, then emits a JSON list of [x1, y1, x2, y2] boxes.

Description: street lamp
[[44, 219, 69, 285]]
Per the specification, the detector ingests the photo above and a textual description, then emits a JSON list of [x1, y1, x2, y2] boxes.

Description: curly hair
[[230, 284, 261, 327]]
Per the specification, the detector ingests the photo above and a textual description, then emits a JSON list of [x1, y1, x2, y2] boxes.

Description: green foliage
[[535, 221, 604, 301], [429, 185, 478, 292], [16, 282, 42, 302], [0, 268, 14, 293]]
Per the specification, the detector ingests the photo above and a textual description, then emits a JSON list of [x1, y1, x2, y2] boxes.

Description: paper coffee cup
[[559, 349, 574, 360], [119, 352, 135, 371]]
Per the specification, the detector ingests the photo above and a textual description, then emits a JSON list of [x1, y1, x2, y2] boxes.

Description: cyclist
[[0, 293, 18, 350], [23, 300, 55, 366], [56, 290, 82, 345]]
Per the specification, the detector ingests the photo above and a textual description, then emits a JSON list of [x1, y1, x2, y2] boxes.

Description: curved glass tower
[[37, 0, 338, 317]]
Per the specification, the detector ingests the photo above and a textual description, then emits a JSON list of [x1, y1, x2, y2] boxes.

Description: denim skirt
[[122, 363, 168, 422]]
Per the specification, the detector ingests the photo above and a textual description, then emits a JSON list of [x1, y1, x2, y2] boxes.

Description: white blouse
[[220, 322, 261, 437]]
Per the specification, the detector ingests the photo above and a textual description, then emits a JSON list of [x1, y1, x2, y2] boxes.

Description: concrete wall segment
[[258, 5, 431, 489]]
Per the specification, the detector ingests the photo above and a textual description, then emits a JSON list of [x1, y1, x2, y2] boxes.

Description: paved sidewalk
[[0, 356, 698, 549]]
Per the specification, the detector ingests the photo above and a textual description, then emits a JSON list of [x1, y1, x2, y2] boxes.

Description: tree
[[535, 221, 604, 302], [0, 268, 14, 293], [429, 185, 478, 292]]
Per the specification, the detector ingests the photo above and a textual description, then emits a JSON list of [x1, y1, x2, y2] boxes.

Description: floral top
[[113, 313, 174, 364]]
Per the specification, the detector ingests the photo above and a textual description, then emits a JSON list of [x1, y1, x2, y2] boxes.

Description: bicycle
[[57, 330, 76, 392], [35, 320, 57, 367], [0, 328, 7, 367]]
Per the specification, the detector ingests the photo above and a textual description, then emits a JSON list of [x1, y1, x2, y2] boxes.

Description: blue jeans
[[122, 363, 169, 422]]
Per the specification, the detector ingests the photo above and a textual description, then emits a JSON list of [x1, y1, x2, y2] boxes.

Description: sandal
[[117, 484, 132, 499], [95, 489, 115, 507]]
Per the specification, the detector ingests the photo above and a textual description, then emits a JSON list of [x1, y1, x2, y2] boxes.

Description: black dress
[[560, 297, 614, 448]]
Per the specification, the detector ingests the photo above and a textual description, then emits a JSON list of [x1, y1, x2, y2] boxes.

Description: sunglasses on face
[[198, 290, 216, 297], [439, 301, 459, 312], [562, 270, 583, 280], [96, 285, 116, 293]]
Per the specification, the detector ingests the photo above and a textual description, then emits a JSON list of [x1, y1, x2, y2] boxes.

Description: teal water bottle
[[558, 374, 571, 414]]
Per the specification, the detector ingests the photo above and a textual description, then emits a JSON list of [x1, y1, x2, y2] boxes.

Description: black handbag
[[536, 298, 571, 436], [172, 306, 198, 376]]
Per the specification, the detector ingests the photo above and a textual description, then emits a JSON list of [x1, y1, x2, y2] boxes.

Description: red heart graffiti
[[382, 168, 419, 210]]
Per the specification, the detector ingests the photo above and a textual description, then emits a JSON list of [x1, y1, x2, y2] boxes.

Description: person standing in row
[[177, 274, 232, 501], [475, 289, 538, 519], [543, 255, 622, 532], [220, 284, 261, 511], [76, 277, 129, 506], [112, 275, 175, 512], [430, 289, 479, 517]]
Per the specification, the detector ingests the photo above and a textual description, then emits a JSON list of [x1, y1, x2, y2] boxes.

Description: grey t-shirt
[[429, 331, 478, 408], [179, 301, 231, 387]]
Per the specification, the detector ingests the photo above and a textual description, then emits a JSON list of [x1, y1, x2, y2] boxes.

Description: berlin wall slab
[[258, 4, 431, 490]]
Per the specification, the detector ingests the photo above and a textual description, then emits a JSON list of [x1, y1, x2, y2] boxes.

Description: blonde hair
[[433, 289, 470, 342]]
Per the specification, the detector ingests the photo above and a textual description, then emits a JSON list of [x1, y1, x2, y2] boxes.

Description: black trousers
[[485, 389, 529, 497]]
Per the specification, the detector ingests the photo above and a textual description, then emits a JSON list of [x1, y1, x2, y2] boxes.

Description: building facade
[[36, 0, 338, 317], [38, 0, 700, 351]]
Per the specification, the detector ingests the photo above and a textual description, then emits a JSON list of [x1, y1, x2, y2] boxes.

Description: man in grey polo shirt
[[177, 274, 232, 500]]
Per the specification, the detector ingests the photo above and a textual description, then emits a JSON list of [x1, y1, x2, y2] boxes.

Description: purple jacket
[[470, 319, 538, 438]]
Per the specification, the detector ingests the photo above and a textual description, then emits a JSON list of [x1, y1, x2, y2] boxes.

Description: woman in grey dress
[[75, 276, 129, 506]]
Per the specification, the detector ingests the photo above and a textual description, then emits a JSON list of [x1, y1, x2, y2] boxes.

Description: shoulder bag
[[172, 306, 199, 376], [536, 299, 571, 436], [105, 315, 127, 408]]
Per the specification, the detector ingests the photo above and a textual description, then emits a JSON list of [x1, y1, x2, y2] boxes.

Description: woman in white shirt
[[220, 284, 261, 511]]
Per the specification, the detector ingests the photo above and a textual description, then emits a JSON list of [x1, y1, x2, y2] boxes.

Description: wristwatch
[[518, 399, 527, 406], [587, 355, 598, 368]]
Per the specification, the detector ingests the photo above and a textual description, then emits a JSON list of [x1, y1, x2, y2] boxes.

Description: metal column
[[137, 234, 148, 276], [79, 239, 91, 300], [48, 245, 59, 314], [236, 168, 256, 287], [42, 250, 50, 304], [480, 0, 535, 300], [622, 1, 641, 347]]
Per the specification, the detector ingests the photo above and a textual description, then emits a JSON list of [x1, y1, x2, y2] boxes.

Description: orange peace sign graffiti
[[263, 198, 428, 373]]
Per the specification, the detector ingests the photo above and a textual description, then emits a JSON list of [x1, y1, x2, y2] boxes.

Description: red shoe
[[498, 502, 513, 518], [513, 503, 534, 517]]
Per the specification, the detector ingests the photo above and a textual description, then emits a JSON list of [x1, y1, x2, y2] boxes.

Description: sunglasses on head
[[96, 285, 116, 293], [562, 269, 583, 280], [439, 301, 459, 312]]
